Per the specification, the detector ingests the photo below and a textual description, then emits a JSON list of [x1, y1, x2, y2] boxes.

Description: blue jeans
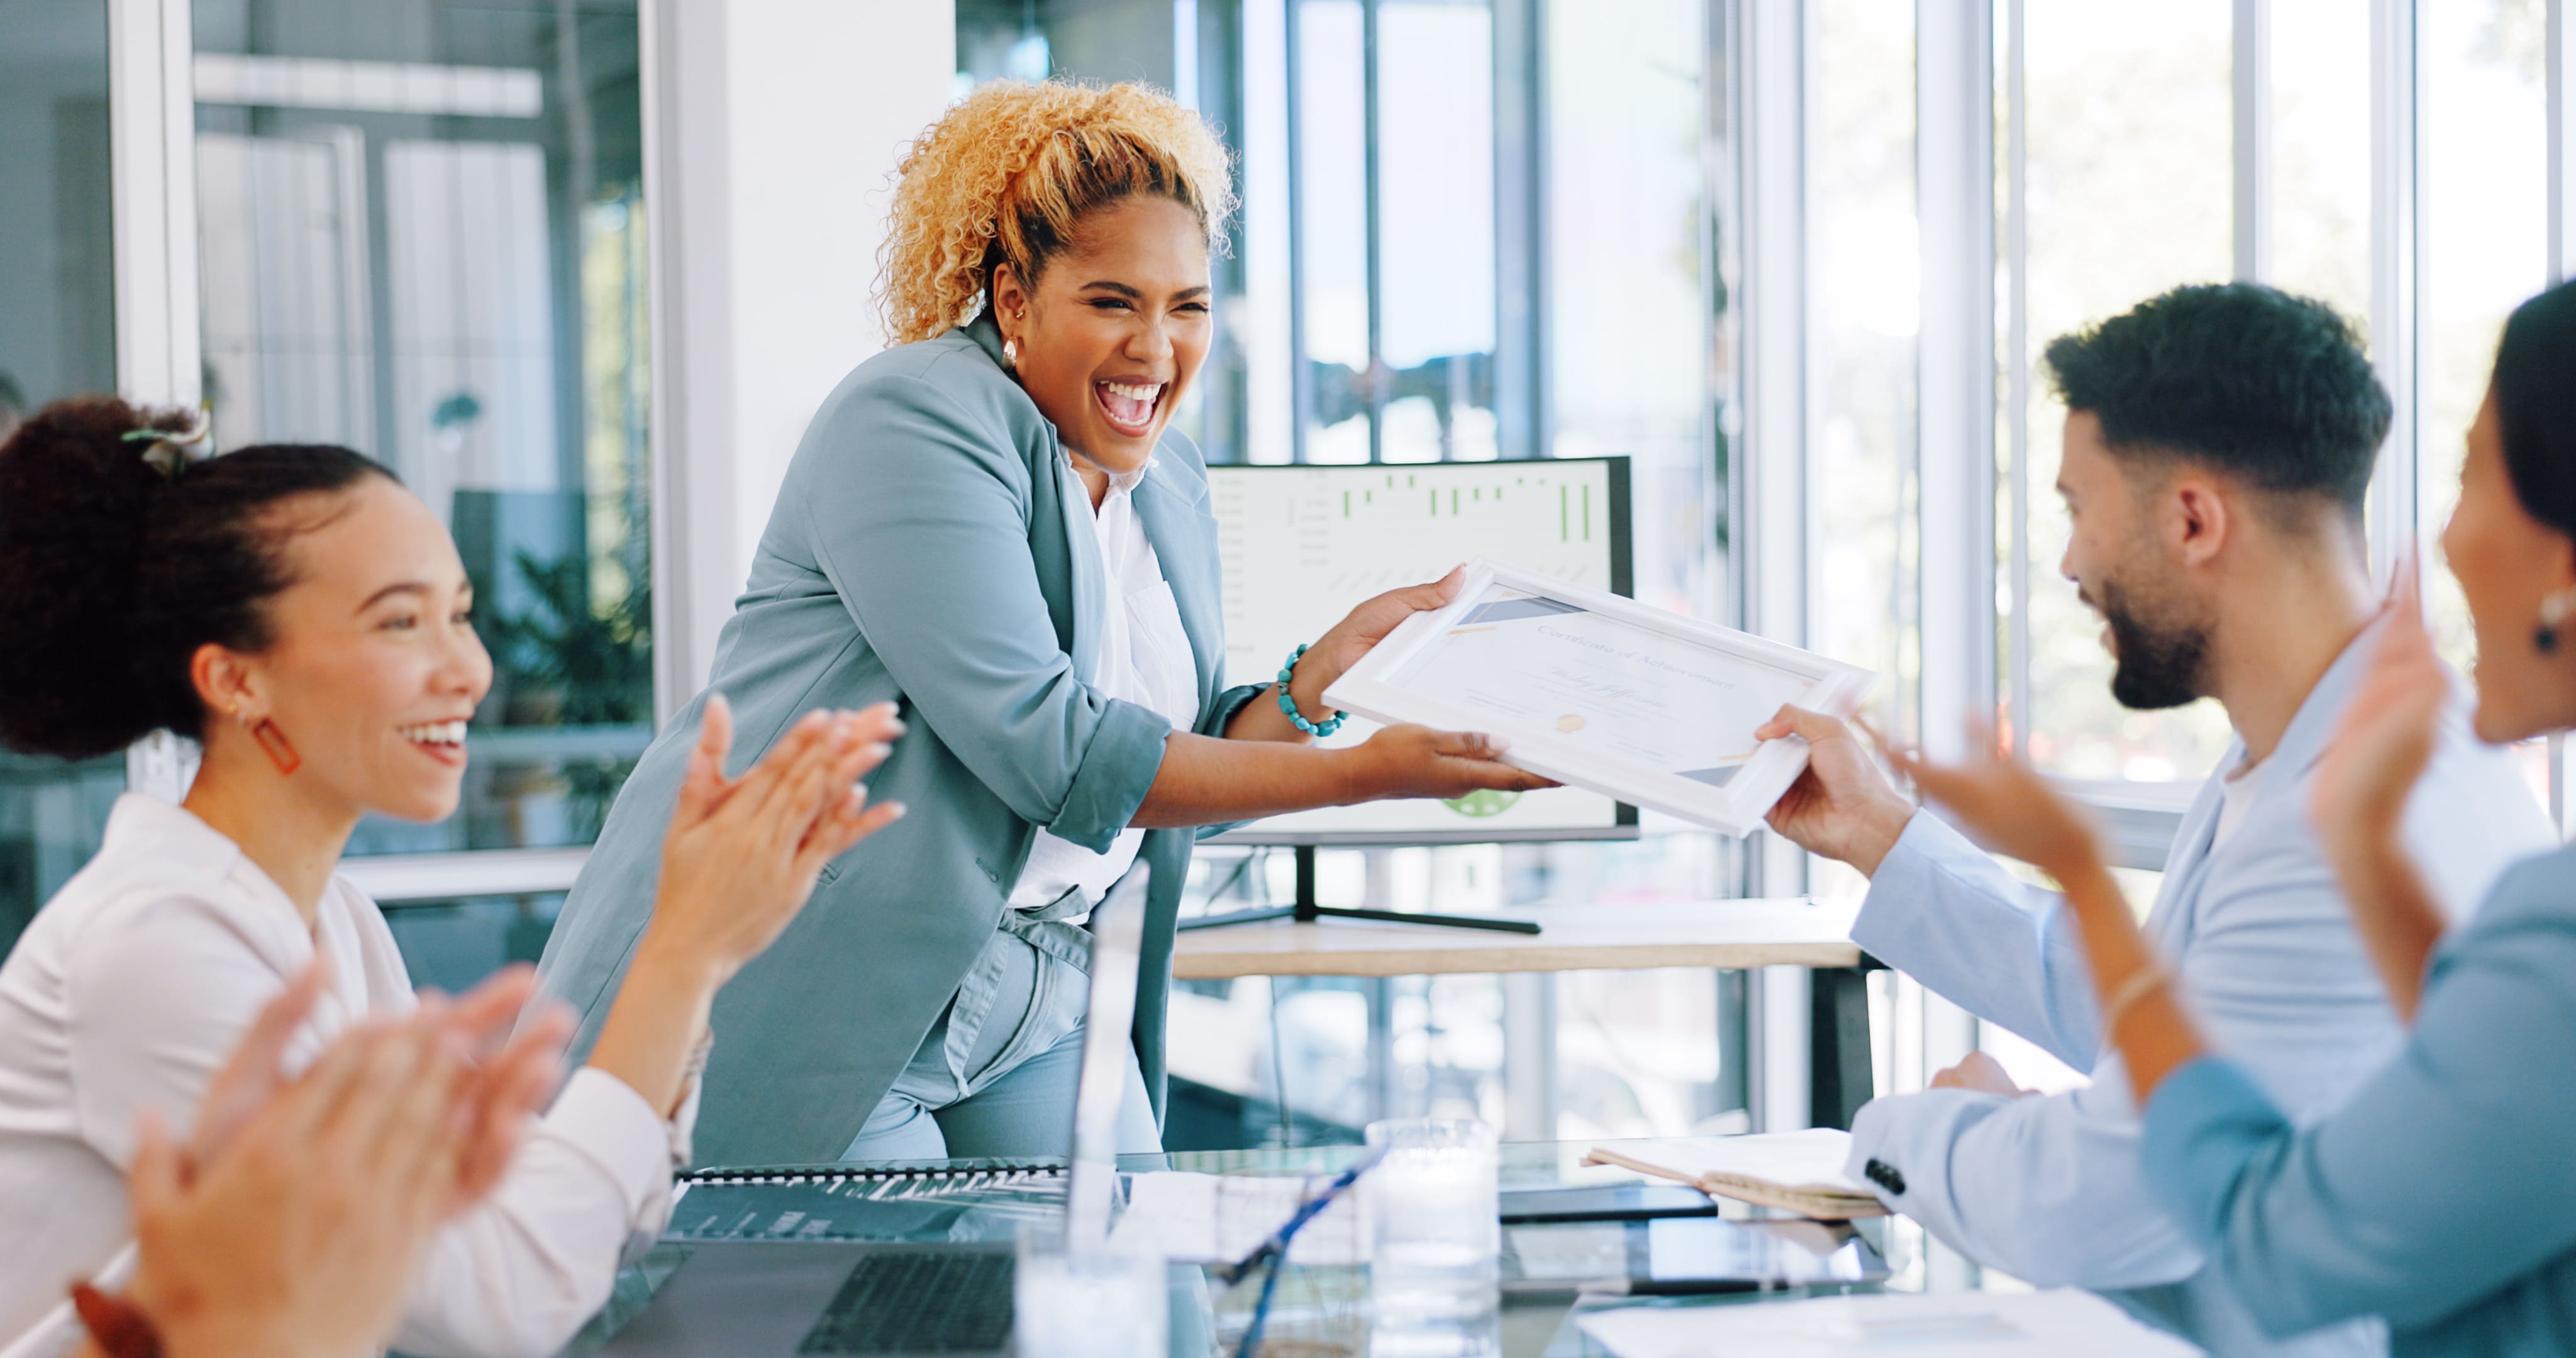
[[842, 908, 1163, 1161]]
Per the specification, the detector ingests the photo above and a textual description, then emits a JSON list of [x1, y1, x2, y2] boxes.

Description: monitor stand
[[1177, 844, 1543, 935]]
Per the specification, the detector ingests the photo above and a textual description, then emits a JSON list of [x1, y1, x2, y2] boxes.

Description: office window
[[1809, 0, 1919, 899], [2269, 0, 2372, 328], [191, 0, 652, 858], [1548, 0, 1720, 618], [2008, 1, 2237, 783], [1375, 2, 1499, 464], [0, 0, 118, 948], [2419, 0, 2547, 666]]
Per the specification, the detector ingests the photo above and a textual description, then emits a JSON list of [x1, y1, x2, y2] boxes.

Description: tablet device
[[1498, 1184, 1721, 1224], [1499, 1217, 1889, 1299]]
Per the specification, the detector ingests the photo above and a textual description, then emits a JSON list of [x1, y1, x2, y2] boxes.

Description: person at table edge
[[532, 79, 1551, 1166], [1755, 283, 2551, 1356]]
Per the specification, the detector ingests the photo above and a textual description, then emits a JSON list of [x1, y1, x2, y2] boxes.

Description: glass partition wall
[[188, 0, 651, 881], [176, 0, 650, 981]]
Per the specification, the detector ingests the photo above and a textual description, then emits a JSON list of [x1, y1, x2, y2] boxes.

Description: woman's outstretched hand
[[1350, 724, 1558, 802], [1877, 724, 2109, 890], [648, 695, 908, 984], [591, 695, 907, 1117], [184, 961, 570, 1217], [2309, 559, 2453, 1021], [119, 1006, 550, 1358], [1882, 722, 2207, 1101]]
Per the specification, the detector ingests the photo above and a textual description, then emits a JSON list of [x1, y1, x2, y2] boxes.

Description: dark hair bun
[[0, 396, 195, 758], [0, 395, 392, 760]]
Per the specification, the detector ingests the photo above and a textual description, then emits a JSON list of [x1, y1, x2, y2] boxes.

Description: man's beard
[[2095, 576, 2211, 710]]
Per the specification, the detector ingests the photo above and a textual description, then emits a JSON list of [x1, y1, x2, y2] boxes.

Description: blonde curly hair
[[878, 79, 1236, 346]]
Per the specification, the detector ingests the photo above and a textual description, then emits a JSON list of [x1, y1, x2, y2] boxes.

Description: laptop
[[599, 868, 1150, 1357]]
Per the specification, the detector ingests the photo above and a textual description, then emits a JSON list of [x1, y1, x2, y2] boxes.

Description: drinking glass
[[1363, 1117, 1501, 1356], [1014, 1223, 1169, 1358]]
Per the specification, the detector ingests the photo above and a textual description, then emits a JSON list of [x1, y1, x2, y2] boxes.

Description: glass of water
[[1014, 1223, 1169, 1358], [1363, 1117, 1501, 1356]]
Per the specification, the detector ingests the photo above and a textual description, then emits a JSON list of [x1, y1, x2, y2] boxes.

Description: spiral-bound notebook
[[665, 1161, 1071, 1241]]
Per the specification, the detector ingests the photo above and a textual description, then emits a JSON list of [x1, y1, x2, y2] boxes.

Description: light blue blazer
[[2146, 841, 2576, 1357], [533, 312, 1263, 1165], [1843, 623, 2554, 1356]]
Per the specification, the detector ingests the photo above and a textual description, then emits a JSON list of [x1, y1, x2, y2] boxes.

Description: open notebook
[[1583, 1130, 1888, 1221]]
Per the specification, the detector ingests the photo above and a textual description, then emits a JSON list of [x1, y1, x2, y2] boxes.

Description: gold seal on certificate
[[1323, 559, 1875, 836]]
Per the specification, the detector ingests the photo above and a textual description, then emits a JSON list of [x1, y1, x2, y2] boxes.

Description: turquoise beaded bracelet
[[1275, 643, 1347, 737]]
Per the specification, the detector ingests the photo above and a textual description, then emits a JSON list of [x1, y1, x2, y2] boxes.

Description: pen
[[1214, 1144, 1390, 1288], [1577, 1276, 1766, 1298], [1226, 1145, 1392, 1358]]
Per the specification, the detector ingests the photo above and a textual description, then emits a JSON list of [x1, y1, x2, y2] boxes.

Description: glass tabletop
[[558, 1139, 1997, 1357]]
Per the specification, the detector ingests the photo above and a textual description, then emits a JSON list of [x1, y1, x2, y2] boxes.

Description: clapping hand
[[185, 960, 571, 1216], [591, 695, 908, 1120], [1877, 721, 2112, 890], [119, 998, 562, 1358], [650, 695, 908, 985]]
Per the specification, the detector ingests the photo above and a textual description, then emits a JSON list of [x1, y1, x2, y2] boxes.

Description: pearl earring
[[1002, 338, 1019, 369]]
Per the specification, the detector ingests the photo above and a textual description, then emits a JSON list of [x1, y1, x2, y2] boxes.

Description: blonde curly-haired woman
[[536, 80, 1548, 1163]]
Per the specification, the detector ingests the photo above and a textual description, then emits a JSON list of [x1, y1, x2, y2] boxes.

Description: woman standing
[[1887, 279, 2576, 1354], [0, 397, 905, 1357], [537, 80, 1548, 1164]]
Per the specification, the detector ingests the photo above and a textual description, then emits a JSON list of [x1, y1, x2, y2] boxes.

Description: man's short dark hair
[[2041, 283, 2390, 521]]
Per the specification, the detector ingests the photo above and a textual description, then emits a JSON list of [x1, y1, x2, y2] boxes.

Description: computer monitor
[[1208, 456, 1638, 845]]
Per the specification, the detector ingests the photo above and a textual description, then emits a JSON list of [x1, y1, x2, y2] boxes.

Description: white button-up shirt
[[0, 795, 694, 1358], [1006, 457, 1201, 920]]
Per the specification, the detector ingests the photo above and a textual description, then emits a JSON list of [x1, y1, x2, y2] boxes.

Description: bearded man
[[1757, 284, 2551, 1357]]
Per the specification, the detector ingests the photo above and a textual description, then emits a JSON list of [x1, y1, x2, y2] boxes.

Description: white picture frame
[[1321, 559, 1876, 836]]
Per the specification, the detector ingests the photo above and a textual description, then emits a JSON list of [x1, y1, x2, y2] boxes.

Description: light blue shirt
[[1843, 624, 2554, 1356], [2146, 842, 2576, 1357]]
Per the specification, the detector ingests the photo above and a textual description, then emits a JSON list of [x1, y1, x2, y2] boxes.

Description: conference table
[[557, 1138, 1992, 1358], [1172, 896, 1883, 1132]]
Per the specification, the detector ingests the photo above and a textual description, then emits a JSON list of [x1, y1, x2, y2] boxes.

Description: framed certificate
[[1321, 560, 1875, 836]]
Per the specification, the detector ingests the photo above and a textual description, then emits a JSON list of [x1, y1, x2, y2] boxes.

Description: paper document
[[1575, 1288, 2206, 1357], [1584, 1130, 1885, 1220], [1323, 560, 1875, 835], [1108, 1171, 1365, 1266], [1400, 584, 1818, 786]]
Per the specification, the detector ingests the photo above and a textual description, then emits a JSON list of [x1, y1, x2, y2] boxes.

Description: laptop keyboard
[[797, 1250, 1015, 1354]]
